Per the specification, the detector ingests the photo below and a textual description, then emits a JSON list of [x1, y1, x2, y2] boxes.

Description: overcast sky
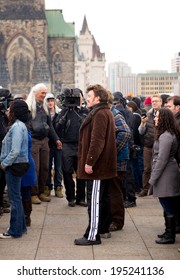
[[45, 0, 180, 74]]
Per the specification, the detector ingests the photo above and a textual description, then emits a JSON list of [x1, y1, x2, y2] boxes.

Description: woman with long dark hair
[[149, 108, 180, 244], [0, 100, 29, 238]]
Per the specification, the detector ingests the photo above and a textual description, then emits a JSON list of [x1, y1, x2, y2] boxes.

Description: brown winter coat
[[149, 131, 180, 197], [77, 103, 117, 180]]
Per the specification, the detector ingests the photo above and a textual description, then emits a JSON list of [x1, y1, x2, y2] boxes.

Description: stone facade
[[48, 37, 75, 93], [75, 16, 107, 93], [0, 0, 75, 95]]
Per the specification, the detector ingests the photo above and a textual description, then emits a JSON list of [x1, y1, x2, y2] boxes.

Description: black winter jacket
[[29, 105, 59, 143], [55, 106, 88, 144], [143, 110, 155, 148]]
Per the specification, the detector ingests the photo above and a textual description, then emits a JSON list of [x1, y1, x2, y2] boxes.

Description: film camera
[[0, 87, 13, 111], [60, 88, 82, 107]]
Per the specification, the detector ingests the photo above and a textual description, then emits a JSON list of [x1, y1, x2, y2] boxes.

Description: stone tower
[[75, 16, 106, 93], [0, 0, 51, 94]]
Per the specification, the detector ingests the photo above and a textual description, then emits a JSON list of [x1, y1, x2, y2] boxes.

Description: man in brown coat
[[74, 84, 117, 246]]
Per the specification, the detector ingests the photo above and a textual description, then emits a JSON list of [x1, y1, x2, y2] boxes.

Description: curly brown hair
[[86, 84, 108, 103], [155, 108, 180, 140]]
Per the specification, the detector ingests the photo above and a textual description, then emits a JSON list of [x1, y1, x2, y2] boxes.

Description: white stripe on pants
[[88, 180, 101, 241]]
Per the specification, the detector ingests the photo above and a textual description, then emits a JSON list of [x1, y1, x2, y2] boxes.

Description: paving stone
[[0, 195, 179, 260]]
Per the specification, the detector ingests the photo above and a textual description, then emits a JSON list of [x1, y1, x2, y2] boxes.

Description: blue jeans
[[0, 169, 6, 207], [5, 169, 26, 237], [46, 147, 63, 190]]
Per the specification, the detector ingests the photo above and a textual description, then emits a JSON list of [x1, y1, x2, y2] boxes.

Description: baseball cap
[[45, 93, 55, 100]]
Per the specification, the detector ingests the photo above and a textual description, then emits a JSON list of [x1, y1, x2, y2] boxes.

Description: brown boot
[[39, 193, 51, 202], [55, 186, 64, 198], [44, 186, 51, 197], [22, 199, 32, 227], [31, 195, 41, 204]]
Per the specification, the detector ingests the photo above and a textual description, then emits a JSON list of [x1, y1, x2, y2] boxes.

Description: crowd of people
[[0, 83, 180, 252]]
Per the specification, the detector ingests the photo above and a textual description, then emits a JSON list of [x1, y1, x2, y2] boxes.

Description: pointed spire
[[80, 15, 91, 34]]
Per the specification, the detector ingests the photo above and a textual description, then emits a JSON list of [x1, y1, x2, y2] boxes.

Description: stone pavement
[[0, 193, 180, 260]]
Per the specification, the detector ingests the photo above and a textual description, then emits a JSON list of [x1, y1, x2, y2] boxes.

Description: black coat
[[55, 106, 88, 143], [0, 111, 8, 150]]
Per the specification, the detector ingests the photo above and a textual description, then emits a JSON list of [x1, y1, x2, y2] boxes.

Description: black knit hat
[[113, 91, 123, 101], [113, 91, 126, 108], [12, 99, 29, 123]]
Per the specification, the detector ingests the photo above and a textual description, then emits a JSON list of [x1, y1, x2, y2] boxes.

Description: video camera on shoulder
[[0, 87, 13, 111], [60, 88, 81, 107]]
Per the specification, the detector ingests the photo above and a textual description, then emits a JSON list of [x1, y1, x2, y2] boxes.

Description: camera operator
[[0, 88, 11, 215], [55, 88, 88, 207]]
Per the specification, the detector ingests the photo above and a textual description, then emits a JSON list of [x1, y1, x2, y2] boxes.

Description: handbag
[[8, 162, 30, 177]]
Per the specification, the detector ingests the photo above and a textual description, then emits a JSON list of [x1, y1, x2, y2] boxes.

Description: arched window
[[6, 35, 35, 85], [19, 53, 24, 82]]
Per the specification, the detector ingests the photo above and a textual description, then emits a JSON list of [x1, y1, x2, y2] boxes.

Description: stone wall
[[0, 0, 46, 19], [48, 37, 75, 91], [0, 17, 50, 94], [0, 0, 75, 95]]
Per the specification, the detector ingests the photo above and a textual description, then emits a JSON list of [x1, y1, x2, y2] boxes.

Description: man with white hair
[[26, 83, 62, 204]]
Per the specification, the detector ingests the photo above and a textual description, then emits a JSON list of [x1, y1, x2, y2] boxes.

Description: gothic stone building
[[0, 0, 75, 95], [75, 16, 107, 93]]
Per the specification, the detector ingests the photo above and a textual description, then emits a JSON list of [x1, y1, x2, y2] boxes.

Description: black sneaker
[[74, 236, 101, 246], [76, 200, 87, 207], [0, 232, 13, 239], [124, 200, 136, 208]]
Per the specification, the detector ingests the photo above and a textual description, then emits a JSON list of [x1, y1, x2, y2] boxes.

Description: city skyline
[[45, 0, 180, 74]]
